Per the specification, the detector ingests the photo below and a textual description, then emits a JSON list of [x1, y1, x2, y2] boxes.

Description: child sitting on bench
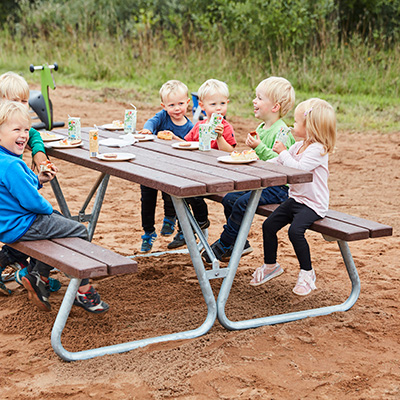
[[0, 100, 108, 313]]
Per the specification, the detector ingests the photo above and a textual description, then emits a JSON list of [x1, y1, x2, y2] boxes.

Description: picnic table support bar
[[51, 197, 217, 362], [217, 234, 361, 329]]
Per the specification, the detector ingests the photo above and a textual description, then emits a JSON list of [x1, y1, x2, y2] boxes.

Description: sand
[[0, 86, 399, 399]]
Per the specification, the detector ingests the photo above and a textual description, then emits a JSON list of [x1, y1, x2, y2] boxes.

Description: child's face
[[253, 90, 278, 122], [0, 114, 30, 155], [161, 90, 190, 123], [199, 93, 229, 119], [293, 108, 307, 140]]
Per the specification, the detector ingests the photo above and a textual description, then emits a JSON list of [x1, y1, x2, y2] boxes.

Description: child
[[250, 98, 337, 296], [137, 80, 194, 252], [0, 71, 61, 294], [202, 77, 295, 264], [167, 79, 236, 249], [184, 79, 236, 152], [0, 101, 109, 312]]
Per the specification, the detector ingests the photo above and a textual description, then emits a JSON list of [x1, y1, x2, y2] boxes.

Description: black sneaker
[[22, 271, 51, 311], [74, 286, 109, 314], [0, 277, 11, 296], [198, 219, 210, 230], [202, 240, 253, 265], [167, 231, 186, 249]]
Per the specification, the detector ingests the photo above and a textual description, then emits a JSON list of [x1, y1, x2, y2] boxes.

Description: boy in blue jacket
[[0, 100, 108, 313]]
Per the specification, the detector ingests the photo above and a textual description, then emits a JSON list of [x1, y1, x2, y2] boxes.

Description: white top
[[270, 141, 329, 217]]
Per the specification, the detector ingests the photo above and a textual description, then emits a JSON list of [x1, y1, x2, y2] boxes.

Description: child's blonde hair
[[159, 80, 189, 103], [198, 79, 229, 101], [296, 98, 336, 155], [256, 77, 295, 118], [0, 100, 31, 128], [0, 72, 30, 102]]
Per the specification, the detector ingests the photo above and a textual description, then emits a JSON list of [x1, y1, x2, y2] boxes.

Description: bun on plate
[[112, 120, 124, 128], [230, 149, 258, 161], [157, 130, 173, 140], [103, 153, 118, 159], [60, 138, 82, 146], [179, 142, 191, 147]]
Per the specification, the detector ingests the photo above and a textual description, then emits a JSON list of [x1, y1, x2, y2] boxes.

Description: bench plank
[[9, 240, 108, 279], [51, 238, 138, 276]]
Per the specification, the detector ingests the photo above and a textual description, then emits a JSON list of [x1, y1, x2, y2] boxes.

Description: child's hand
[[171, 132, 184, 141], [38, 161, 58, 184], [245, 132, 261, 149], [273, 140, 286, 154], [215, 124, 224, 138], [138, 128, 152, 135]]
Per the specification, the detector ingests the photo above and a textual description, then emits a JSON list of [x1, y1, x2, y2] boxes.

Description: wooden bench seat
[[8, 237, 138, 279], [207, 194, 393, 241]]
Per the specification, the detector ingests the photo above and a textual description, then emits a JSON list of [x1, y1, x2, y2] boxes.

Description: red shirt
[[184, 119, 236, 149]]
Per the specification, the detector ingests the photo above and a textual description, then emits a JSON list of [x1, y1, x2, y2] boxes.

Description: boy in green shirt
[[202, 76, 296, 264]]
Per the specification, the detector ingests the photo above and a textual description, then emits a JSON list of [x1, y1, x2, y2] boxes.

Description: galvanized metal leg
[[51, 196, 217, 362], [50, 173, 109, 242], [217, 224, 361, 329]]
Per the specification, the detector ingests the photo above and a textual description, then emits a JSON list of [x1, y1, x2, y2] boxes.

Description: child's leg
[[221, 191, 248, 222], [0, 245, 29, 268], [161, 192, 176, 220], [221, 185, 289, 247], [187, 197, 208, 226], [140, 185, 158, 233]]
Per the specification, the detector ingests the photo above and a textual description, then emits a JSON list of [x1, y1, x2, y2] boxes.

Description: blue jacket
[[143, 110, 194, 139], [0, 146, 53, 243]]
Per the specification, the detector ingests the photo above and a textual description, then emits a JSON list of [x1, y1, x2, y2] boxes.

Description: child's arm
[[138, 110, 165, 134], [28, 127, 48, 171], [215, 127, 235, 152], [215, 122, 236, 152]]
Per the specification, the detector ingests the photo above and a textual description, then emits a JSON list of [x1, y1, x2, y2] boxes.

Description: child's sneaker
[[160, 217, 176, 236], [0, 267, 12, 296], [15, 266, 62, 292], [140, 231, 157, 253], [249, 263, 284, 286], [73, 286, 109, 314], [293, 269, 316, 296], [21, 270, 51, 311], [167, 231, 185, 249], [202, 239, 233, 265]]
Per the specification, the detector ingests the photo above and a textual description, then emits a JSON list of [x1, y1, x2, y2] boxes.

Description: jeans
[[262, 198, 322, 270], [140, 185, 176, 233], [220, 185, 289, 246]]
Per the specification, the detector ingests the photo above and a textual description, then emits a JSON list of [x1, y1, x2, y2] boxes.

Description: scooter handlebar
[[29, 63, 59, 73]]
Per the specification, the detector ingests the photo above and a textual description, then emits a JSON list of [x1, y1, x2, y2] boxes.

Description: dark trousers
[[262, 198, 322, 271], [140, 185, 176, 233], [220, 185, 289, 246]]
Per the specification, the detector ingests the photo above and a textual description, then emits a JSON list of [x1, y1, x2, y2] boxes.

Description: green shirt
[[28, 127, 46, 156], [254, 119, 295, 161]]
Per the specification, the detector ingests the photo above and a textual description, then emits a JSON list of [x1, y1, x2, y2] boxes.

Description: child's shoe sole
[[21, 277, 51, 311]]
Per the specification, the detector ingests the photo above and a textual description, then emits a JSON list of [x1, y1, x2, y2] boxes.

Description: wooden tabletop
[[45, 127, 313, 198]]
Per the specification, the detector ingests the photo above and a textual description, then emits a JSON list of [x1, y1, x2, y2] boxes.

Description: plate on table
[[100, 123, 124, 131], [40, 132, 64, 142], [217, 155, 257, 164], [97, 153, 136, 161], [171, 141, 199, 150], [47, 139, 83, 149], [133, 134, 155, 142]]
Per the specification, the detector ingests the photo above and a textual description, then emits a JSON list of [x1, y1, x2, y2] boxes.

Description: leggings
[[262, 198, 322, 271]]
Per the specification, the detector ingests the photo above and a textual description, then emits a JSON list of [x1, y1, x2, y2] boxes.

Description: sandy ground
[[0, 85, 399, 399]]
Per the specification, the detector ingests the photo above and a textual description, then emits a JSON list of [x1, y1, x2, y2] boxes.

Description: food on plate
[[103, 153, 118, 159], [179, 142, 191, 147], [112, 120, 124, 128], [60, 138, 82, 146], [157, 130, 173, 140], [230, 149, 258, 161], [40, 132, 56, 139], [39, 160, 56, 172], [134, 135, 145, 139]]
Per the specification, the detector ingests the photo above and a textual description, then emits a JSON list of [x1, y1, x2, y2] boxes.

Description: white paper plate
[[40, 132, 64, 142], [171, 141, 199, 150], [99, 138, 135, 147], [100, 123, 124, 131], [97, 153, 136, 161], [47, 140, 83, 149], [217, 155, 257, 164], [133, 134, 155, 141]]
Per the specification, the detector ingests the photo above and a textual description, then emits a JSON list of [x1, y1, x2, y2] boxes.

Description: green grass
[[0, 34, 398, 134]]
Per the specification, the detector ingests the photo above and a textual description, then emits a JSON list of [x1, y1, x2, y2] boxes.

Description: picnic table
[[42, 126, 356, 361]]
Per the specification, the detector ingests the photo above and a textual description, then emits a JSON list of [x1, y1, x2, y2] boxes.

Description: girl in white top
[[250, 98, 337, 295]]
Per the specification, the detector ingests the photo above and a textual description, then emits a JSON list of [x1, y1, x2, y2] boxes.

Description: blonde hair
[[296, 98, 336, 155], [0, 100, 31, 128], [198, 79, 229, 101], [159, 80, 189, 103], [0, 72, 30, 102], [256, 76, 295, 118]]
